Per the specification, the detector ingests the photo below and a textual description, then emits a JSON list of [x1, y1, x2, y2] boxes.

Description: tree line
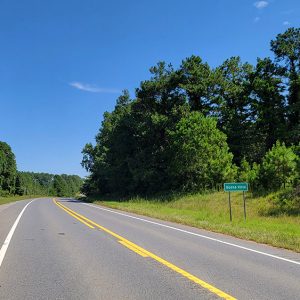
[[82, 27, 300, 197], [0, 141, 83, 197]]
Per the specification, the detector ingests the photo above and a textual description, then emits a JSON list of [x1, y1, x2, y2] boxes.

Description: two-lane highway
[[0, 198, 299, 299]]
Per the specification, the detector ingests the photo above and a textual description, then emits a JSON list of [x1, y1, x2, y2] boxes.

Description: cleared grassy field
[[89, 191, 300, 252], [0, 195, 41, 206]]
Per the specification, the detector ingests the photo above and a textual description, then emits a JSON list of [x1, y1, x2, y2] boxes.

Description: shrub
[[259, 141, 298, 191], [168, 112, 234, 191], [238, 158, 260, 191]]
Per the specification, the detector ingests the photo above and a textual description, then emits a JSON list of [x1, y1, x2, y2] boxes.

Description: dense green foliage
[[0, 142, 17, 196], [271, 27, 300, 143], [82, 28, 300, 197], [0, 141, 83, 198], [15, 172, 83, 197], [259, 142, 298, 190], [52, 174, 83, 197], [168, 112, 234, 190]]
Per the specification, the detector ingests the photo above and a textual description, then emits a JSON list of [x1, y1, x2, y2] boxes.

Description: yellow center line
[[53, 199, 95, 229], [53, 198, 237, 300], [119, 240, 149, 257]]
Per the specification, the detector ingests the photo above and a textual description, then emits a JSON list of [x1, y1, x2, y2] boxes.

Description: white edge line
[[0, 199, 36, 268], [82, 203, 300, 266]]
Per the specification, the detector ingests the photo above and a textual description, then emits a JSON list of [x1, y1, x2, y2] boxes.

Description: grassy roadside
[[84, 191, 300, 253], [0, 195, 42, 206]]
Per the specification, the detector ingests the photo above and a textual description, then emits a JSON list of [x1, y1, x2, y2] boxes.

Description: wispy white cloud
[[69, 82, 120, 94], [283, 21, 291, 26], [254, 16, 260, 23], [254, 1, 269, 9]]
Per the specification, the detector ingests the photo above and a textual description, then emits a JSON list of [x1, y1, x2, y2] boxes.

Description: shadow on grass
[[77, 194, 129, 203], [77, 189, 225, 204]]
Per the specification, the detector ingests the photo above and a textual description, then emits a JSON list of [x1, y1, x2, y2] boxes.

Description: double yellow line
[[54, 199, 95, 229], [53, 199, 236, 300]]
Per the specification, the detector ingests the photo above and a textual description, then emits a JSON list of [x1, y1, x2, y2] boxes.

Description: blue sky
[[1, 0, 299, 177]]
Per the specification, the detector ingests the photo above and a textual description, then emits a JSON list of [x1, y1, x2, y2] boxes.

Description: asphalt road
[[0, 198, 299, 299]]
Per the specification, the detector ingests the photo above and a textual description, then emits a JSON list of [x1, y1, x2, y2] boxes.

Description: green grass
[[85, 191, 300, 252], [0, 195, 42, 206]]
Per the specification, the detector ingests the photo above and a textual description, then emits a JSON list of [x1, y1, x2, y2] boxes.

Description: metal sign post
[[243, 191, 246, 220], [224, 183, 248, 221], [228, 191, 232, 222]]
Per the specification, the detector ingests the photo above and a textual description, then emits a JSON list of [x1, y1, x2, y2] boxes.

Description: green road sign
[[224, 182, 248, 192]]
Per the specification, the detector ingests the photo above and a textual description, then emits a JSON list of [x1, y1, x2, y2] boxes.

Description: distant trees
[[52, 174, 83, 197], [15, 172, 83, 197], [0, 141, 83, 197], [15, 172, 53, 195], [82, 27, 300, 197]]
